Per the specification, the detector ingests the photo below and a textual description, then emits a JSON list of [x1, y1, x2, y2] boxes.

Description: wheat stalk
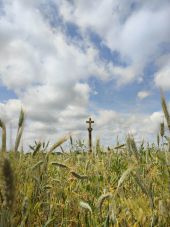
[[14, 126, 24, 152], [70, 171, 88, 180], [48, 135, 69, 153], [160, 122, 165, 138], [161, 92, 170, 132], [0, 119, 6, 152], [97, 192, 112, 214], [50, 162, 70, 169], [126, 135, 140, 161], [157, 134, 160, 147], [80, 201, 92, 213], [1, 158, 15, 210], [14, 109, 25, 152]]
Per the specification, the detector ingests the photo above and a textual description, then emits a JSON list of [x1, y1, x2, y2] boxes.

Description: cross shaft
[[86, 117, 94, 153]]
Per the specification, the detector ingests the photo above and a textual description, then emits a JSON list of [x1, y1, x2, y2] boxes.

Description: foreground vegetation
[[0, 93, 170, 226], [0, 145, 170, 226]]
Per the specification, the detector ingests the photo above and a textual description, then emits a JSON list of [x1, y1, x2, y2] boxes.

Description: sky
[[0, 0, 170, 149]]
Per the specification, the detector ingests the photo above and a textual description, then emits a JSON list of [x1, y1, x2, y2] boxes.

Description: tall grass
[[0, 148, 169, 226]]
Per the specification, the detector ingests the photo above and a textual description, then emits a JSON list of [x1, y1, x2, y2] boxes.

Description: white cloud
[[0, 1, 111, 88], [154, 66, 170, 90], [95, 110, 118, 128], [91, 109, 162, 145], [109, 65, 140, 86], [137, 90, 151, 99], [57, 0, 170, 85], [142, 111, 162, 134], [0, 99, 22, 123]]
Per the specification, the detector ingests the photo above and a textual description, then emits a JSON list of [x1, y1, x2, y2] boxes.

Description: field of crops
[[0, 94, 170, 227], [0, 145, 170, 226]]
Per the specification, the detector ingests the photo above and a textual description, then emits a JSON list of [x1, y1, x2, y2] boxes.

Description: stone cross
[[86, 117, 94, 153]]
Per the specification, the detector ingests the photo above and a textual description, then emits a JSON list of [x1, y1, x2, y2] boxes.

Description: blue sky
[[0, 0, 170, 148], [0, 85, 17, 102]]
